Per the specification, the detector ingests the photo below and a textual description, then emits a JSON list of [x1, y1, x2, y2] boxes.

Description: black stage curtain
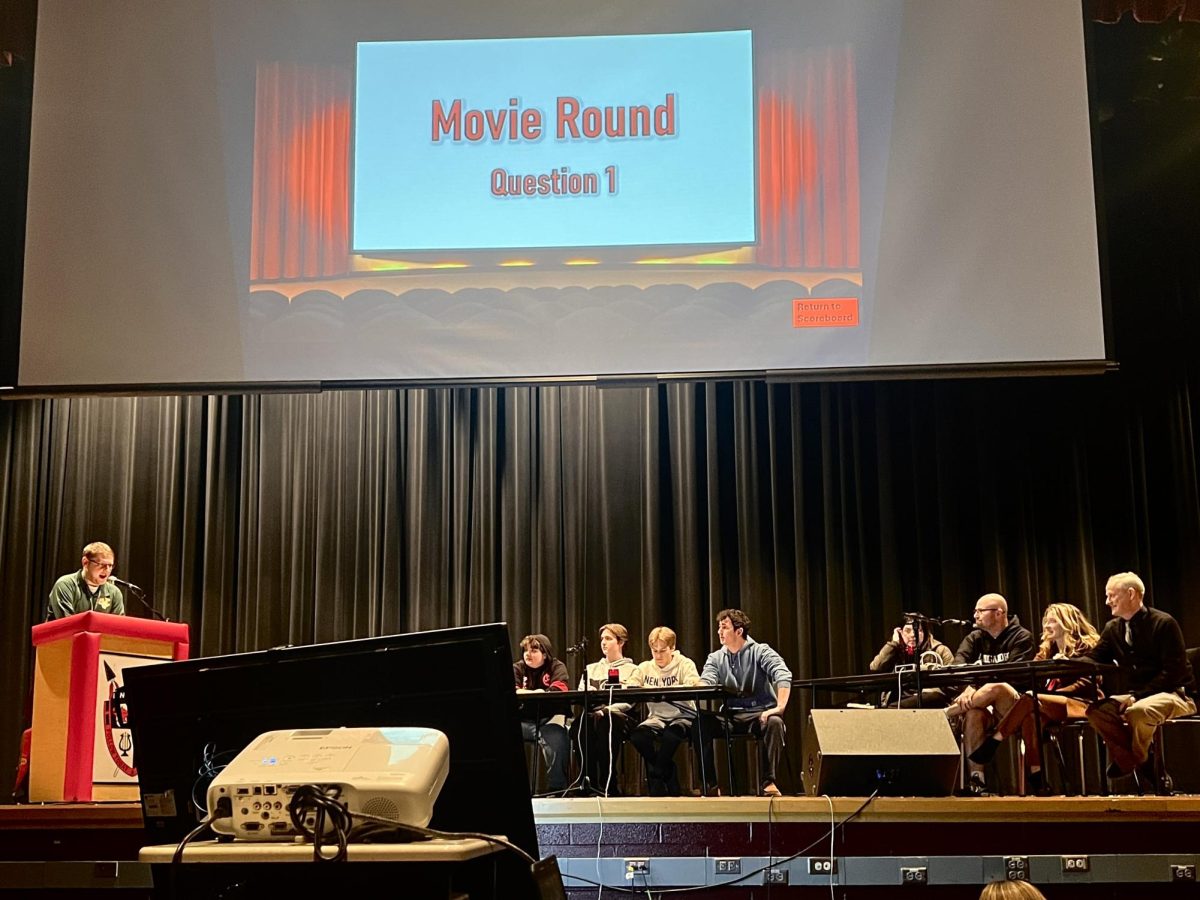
[[2, 15, 1199, 786], [3, 368, 1199, 784]]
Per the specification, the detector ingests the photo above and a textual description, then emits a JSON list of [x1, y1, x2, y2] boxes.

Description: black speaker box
[[803, 708, 960, 796]]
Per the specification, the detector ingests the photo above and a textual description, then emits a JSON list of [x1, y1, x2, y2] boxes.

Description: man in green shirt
[[46, 542, 125, 620]]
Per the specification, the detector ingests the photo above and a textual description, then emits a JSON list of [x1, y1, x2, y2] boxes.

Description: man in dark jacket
[[513, 633, 571, 793], [947, 593, 1034, 791], [1085, 572, 1196, 787]]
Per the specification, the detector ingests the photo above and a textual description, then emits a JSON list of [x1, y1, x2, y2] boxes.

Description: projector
[[208, 726, 449, 841]]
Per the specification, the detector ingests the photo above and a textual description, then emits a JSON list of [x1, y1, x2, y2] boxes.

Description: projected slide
[[353, 32, 756, 252], [18, 1, 1106, 389]]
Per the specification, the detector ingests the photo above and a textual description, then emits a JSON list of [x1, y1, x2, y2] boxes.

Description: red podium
[[29, 611, 190, 802]]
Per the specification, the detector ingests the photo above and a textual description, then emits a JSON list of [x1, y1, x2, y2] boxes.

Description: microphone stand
[[900, 613, 937, 708], [892, 611, 974, 796], [567, 638, 599, 797], [900, 612, 971, 708], [111, 578, 169, 622]]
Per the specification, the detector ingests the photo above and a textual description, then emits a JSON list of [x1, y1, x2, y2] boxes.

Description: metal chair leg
[[723, 720, 737, 797]]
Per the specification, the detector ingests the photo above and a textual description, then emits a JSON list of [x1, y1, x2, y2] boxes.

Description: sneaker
[[761, 782, 782, 797], [956, 773, 989, 797]]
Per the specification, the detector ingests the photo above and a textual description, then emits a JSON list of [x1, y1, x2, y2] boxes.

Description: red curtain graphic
[[756, 44, 860, 270], [250, 62, 351, 282]]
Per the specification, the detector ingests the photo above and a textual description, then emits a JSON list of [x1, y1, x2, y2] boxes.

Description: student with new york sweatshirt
[[629, 626, 702, 796]]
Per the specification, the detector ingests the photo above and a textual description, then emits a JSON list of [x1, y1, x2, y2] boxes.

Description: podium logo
[[102, 679, 137, 777]]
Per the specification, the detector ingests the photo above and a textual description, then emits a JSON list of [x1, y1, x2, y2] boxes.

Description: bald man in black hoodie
[[514, 633, 571, 793], [947, 593, 1034, 793]]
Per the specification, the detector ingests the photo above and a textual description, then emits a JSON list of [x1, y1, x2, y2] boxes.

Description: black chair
[[1152, 647, 1200, 795], [721, 726, 762, 796], [719, 717, 795, 796], [1042, 718, 1107, 796]]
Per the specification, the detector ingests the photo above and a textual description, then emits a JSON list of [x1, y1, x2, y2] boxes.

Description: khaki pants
[[1086, 691, 1197, 772]]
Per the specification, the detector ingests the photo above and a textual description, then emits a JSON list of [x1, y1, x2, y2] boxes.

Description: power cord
[[822, 794, 835, 900], [171, 803, 224, 864], [190, 743, 235, 815], [282, 783, 539, 867], [288, 785, 351, 862], [562, 789, 881, 896], [605, 684, 617, 797], [595, 794, 604, 900]]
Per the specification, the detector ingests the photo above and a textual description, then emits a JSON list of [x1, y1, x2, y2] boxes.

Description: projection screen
[[15, 0, 1107, 390]]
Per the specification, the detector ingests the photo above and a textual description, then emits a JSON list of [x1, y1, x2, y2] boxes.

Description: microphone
[[902, 612, 974, 627], [108, 576, 168, 621], [566, 639, 588, 655]]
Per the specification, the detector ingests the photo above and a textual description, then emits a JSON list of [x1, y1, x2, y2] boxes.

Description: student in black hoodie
[[513, 633, 571, 793], [946, 593, 1034, 792]]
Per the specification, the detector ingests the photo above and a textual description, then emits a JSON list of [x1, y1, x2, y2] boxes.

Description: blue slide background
[[353, 31, 755, 252]]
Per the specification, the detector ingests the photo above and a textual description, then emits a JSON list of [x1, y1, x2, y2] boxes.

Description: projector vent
[[361, 796, 400, 822]]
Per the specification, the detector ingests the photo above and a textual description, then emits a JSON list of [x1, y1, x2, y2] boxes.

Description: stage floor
[[3, 797, 1200, 894], [533, 793, 1200, 852], [533, 792, 1200, 824]]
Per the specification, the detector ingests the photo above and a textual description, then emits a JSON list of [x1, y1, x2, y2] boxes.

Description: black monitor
[[123, 622, 537, 859]]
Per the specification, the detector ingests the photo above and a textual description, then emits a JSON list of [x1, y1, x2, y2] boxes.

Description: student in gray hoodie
[[576, 623, 643, 796], [696, 609, 792, 796], [629, 626, 702, 796]]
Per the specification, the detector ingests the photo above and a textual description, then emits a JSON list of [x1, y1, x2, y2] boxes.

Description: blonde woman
[[968, 603, 1101, 792], [980, 881, 1047, 900]]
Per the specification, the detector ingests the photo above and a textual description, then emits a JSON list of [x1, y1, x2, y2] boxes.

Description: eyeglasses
[[974, 607, 1002, 614]]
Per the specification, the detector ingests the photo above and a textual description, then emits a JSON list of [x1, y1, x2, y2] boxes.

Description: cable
[[766, 792, 776, 899], [823, 794, 835, 900], [565, 705, 588, 794], [191, 743, 236, 814], [350, 811, 538, 867], [283, 783, 540, 867], [562, 790, 881, 896], [171, 809, 218, 864], [605, 684, 617, 797], [288, 784, 351, 862], [564, 661, 600, 796], [595, 793, 604, 900]]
